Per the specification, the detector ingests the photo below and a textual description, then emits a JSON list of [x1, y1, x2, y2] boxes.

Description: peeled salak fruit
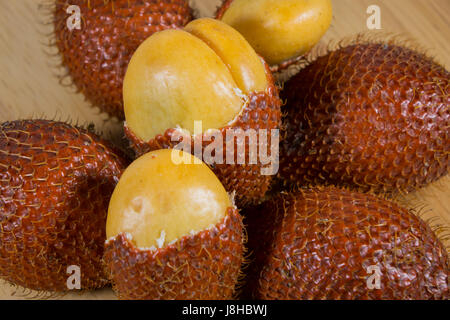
[[217, 0, 333, 67], [0, 120, 128, 291], [279, 42, 449, 194], [123, 18, 281, 206], [103, 149, 244, 299], [244, 186, 449, 300], [53, 0, 192, 118]]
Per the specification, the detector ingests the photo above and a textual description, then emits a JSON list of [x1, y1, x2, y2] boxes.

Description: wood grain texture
[[0, 0, 448, 299]]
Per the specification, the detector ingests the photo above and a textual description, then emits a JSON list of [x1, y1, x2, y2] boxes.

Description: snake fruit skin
[[53, 0, 192, 119], [125, 62, 281, 207], [0, 120, 127, 291], [244, 186, 449, 300], [104, 208, 244, 300], [279, 43, 449, 193]]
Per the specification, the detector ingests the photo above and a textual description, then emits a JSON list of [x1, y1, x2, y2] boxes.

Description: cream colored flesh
[[106, 149, 231, 249]]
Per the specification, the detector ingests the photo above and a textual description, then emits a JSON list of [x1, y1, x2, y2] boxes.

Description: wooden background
[[0, 0, 448, 299]]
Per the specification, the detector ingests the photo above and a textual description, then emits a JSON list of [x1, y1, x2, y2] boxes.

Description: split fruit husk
[[103, 149, 245, 300], [0, 119, 128, 291], [279, 42, 449, 194], [53, 0, 192, 119], [123, 18, 282, 207], [243, 186, 449, 300]]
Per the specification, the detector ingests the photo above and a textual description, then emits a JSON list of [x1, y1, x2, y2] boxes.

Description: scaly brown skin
[[103, 207, 244, 300], [279, 43, 449, 194], [215, 0, 233, 19], [0, 120, 128, 291], [244, 186, 449, 300], [53, 0, 192, 119], [125, 61, 282, 207]]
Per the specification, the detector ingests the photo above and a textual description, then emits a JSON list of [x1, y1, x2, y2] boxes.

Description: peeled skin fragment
[[217, 0, 333, 66], [104, 149, 245, 300]]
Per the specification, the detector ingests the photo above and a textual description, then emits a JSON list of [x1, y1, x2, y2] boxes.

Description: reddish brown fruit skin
[[0, 120, 128, 291], [215, 0, 233, 19], [53, 0, 192, 119], [103, 208, 244, 300], [279, 43, 449, 194], [238, 200, 283, 300], [125, 61, 282, 207], [245, 187, 449, 300]]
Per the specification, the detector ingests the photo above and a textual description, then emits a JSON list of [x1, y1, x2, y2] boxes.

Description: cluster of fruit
[[0, 0, 448, 300]]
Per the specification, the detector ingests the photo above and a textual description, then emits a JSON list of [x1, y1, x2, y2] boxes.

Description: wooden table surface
[[0, 0, 448, 300]]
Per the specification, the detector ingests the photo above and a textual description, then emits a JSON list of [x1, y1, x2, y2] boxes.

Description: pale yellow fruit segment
[[106, 149, 231, 249], [221, 0, 333, 65], [185, 18, 268, 94], [123, 29, 243, 141]]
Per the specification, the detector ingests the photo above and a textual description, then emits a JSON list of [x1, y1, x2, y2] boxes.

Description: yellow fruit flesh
[[123, 29, 242, 141], [221, 0, 333, 65], [124, 19, 268, 142], [185, 18, 267, 94], [106, 149, 231, 249]]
